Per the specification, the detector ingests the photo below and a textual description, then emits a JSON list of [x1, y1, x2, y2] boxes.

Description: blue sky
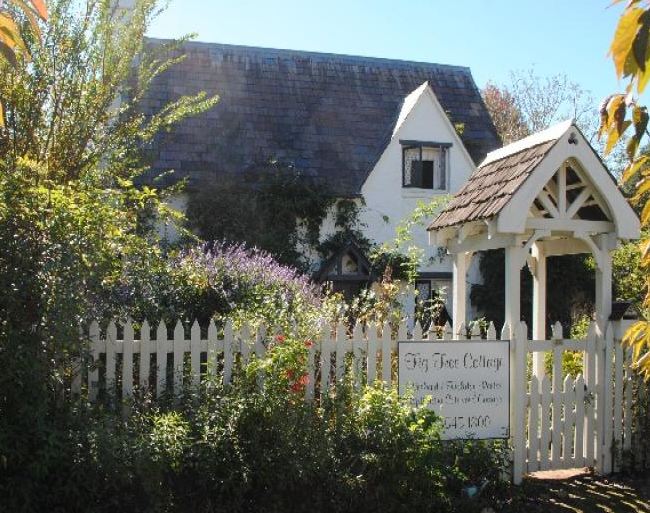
[[148, 0, 627, 107]]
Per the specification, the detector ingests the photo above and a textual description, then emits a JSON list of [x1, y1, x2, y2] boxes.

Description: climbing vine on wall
[[186, 161, 336, 270], [317, 198, 373, 258], [186, 161, 380, 272]]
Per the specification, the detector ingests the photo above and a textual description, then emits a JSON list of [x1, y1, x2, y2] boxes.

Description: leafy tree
[[507, 69, 596, 135], [483, 69, 597, 142], [0, 0, 47, 125], [600, 0, 650, 379], [0, 0, 217, 498], [482, 82, 529, 145]]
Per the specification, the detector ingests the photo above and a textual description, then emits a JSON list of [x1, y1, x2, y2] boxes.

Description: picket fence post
[[583, 322, 596, 466], [600, 322, 614, 474], [122, 319, 134, 400], [551, 322, 563, 468], [511, 321, 527, 485]]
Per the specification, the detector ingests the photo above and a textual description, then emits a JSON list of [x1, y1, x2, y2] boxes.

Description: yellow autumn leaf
[[610, 6, 645, 78], [623, 321, 643, 346], [635, 177, 650, 198], [625, 155, 650, 183], [0, 12, 25, 49], [642, 199, 650, 224], [10, 0, 43, 40], [605, 120, 631, 154], [27, 0, 48, 20]]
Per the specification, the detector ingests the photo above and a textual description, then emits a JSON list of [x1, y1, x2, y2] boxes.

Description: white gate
[[513, 321, 601, 482], [512, 318, 650, 483]]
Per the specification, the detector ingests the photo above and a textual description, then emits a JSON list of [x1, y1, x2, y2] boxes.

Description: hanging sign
[[398, 340, 510, 440]]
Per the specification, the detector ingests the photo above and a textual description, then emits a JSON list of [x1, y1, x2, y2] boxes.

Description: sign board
[[398, 341, 510, 440]]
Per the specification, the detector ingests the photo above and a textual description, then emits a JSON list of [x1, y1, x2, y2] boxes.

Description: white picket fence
[[78, 317, 649, 483], [80, 318, 456, 401]]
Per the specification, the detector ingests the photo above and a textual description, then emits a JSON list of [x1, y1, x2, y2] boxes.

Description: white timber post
[[505, 243, 526, 484], [452, 251, 472, 338], [511, 321, 528, 485], [601, 322, 615, 474], [504, 245, 524, 330], [594, 234, 613, 331], [592, 234, 614, 474], [403, 283, 416, 333], [531, 242, 547, 377]]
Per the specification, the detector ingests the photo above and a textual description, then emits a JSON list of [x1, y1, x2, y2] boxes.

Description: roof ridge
[[480, 119, 573, 167], [144, 37, 471, 72]]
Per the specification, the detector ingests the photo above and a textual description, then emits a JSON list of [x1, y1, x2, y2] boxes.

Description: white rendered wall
[[310, 86, 478, 319], [358, 91, 474, 274], [157, 193, 188, 243], [315, 88, 475, 274]]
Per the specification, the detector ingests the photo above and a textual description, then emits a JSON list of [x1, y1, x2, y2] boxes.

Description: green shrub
[[1, 332, 510, 513]]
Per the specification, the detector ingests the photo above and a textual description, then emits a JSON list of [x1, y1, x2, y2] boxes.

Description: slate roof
[[137, 40, 500, 195], [428, 140, 558, 230]]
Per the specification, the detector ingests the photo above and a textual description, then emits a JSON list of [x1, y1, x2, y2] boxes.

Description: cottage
[[138, 38, 499, 314]]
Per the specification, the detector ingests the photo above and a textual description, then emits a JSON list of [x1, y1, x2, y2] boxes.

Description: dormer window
[[401, 140, 451, 190]]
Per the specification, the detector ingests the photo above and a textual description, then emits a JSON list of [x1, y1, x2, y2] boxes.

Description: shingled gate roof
[[429, 139, 558, 230], [137, 40, 500, 195]]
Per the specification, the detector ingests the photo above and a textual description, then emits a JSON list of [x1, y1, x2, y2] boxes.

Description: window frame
[[400, 140, 452, 191]]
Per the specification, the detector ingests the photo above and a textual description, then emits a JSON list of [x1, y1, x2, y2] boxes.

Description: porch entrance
[[427, 121, 641, 482]]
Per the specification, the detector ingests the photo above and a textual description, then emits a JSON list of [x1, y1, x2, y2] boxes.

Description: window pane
[[422, 147, 442, 190], [403, 148, 419, 186], [402, 145, 447, 189], [421, 161, 434, 189], [415, 280, 432, 301]]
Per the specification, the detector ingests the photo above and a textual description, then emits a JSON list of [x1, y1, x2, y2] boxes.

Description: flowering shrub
[[172, 242, 322, 332], [246, 332, 312, 398], [109, 241, 324, 336]]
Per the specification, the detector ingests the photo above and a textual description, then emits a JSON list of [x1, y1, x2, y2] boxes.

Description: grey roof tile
[[138, 40, 500, 194], [428, 140, 558, 230]]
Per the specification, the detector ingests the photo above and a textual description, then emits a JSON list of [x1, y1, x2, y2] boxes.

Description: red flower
[[304, 339, 313, 348], [289, 373, 309, 393], [275, 334, 285, 343]]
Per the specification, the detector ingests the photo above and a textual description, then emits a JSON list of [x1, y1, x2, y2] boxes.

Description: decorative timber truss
[[427, 120, 640, 352]]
